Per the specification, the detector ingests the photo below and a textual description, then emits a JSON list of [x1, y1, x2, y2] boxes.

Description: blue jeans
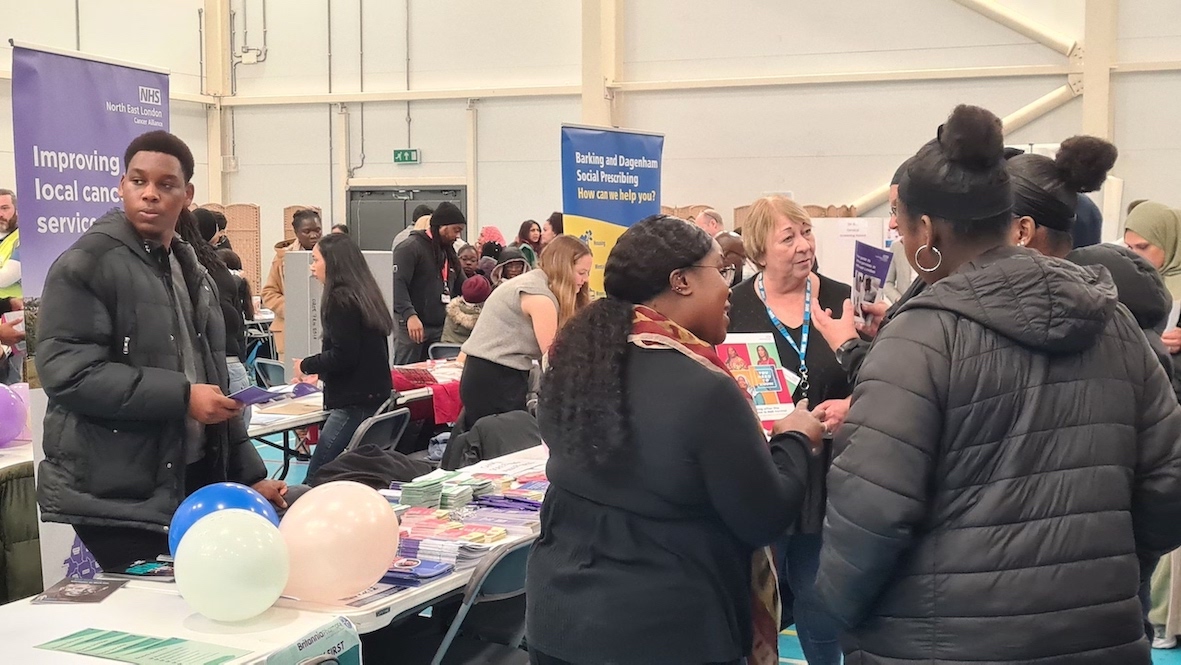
[[226, 358, 252, 430], [306, 405, 376, 479], [778, 533, 841, 664]]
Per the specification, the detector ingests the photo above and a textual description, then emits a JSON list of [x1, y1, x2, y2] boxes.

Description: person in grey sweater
[[460, 235, 591, 423]]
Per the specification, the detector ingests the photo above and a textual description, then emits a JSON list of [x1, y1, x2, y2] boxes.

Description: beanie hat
[[462, 275, 492, 304], [481, 241, 503, 260], [431, 201, 467, 230]]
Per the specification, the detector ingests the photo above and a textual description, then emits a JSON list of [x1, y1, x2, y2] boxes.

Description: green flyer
[[37, 628, 252, 664]]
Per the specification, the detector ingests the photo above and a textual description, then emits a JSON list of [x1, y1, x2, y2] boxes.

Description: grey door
[[348, 188, 467, 251]]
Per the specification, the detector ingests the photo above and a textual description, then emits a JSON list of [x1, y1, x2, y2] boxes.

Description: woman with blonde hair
[[726, 194, 852, 665], [460, 235, 592, 423]]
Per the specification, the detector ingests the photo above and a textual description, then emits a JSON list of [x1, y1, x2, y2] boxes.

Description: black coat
[[817, 247, 1181, 664], [728, 272, 853, 533], [392, 231, 463, 330], [441, 410, 541, 471], [36, 209, 266, 532], [207, 261, 247, 360], [528, 347, 812, 664], [299, 296, 392, 410]]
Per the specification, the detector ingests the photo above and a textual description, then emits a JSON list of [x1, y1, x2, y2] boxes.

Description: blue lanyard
[[756, 274, 811, 394]]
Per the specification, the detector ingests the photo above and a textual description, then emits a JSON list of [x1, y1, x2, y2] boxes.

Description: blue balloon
[[169, 482, 280, 556]]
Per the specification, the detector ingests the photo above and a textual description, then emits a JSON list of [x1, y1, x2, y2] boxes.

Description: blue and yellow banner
[[561, 125, 663, 296]]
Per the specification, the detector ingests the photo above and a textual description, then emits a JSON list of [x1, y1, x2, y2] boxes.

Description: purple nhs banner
[[12, 45, 169, 297]]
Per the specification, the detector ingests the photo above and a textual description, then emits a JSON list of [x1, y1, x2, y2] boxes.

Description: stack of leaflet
[[471, 474, 514, 493], [472, 493, 543, 512], [458, 475, 497, 497], [377, 491, 412, 521], [397, 507, 454, 532], [382, 558, 455, 587], [440, 484, 474, 509], [398, 470, 451, 508], [502, 481, 549, 505], [450, 506, 541, 536], [397, 539, 490, 570], [398, 508, 510, 544]]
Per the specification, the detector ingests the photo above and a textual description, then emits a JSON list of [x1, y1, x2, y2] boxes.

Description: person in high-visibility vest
[[0, 188, 18, 301], [0, 188, 19, 385]]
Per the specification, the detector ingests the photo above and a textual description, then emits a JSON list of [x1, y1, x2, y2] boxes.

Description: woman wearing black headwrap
[[816, 105, 1181, 664]]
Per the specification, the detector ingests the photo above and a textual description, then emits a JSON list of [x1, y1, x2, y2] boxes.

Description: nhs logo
[[138, 86, 162, 106]]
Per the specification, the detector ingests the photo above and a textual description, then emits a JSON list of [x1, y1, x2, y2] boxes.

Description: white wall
[[225, 0, 581, 254], [0, 0, 210, 203], [4, 0, 1181, 266]]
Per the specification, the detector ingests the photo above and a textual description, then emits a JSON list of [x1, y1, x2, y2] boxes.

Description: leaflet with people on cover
[[717, 332, 798, 430]]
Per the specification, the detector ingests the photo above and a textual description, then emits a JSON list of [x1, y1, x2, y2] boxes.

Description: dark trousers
[[459, 355, 530, 424], [1140, 553, 1159, 640], [306, 404, 381, 479], [393, 321, 442, 365], [776, 533, 841, 665], [75, 457, 217, 571]]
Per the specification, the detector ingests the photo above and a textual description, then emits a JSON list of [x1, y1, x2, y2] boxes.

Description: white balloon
[[174, 508, 290, 622]]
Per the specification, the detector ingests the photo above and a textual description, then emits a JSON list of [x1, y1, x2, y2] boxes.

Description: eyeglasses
[[686, 264, 737, 283]]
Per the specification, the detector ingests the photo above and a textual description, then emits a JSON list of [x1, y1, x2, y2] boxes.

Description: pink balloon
[[279, 481, 399, 604], [0, 385, 26, 445]]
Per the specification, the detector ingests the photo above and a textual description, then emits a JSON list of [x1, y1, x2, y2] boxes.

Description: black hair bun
[[1056, 135, 1118, 193], [940, 104, 1005, 170]]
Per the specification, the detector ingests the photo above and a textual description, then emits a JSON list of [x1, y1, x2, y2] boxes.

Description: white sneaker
[[1153, 633, 1177, 650]]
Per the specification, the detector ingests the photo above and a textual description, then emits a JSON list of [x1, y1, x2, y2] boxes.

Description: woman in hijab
[[1126, 202, 1181, 350], [1123, 201, 1181, 649]]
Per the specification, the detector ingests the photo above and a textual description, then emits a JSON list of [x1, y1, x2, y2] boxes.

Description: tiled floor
[[255, 438, 307, 485], [777, 630, 1181, 664]]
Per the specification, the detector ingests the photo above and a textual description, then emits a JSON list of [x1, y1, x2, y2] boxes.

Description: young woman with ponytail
[[817, 105, 1181, 664], [526, 215, 825, 665]]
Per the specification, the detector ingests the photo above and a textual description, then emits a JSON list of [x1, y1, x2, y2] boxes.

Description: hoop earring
[[915, 244, 943, 273]]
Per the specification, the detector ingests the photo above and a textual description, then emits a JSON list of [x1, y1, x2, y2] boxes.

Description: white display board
[[812, 217, 890, 286]]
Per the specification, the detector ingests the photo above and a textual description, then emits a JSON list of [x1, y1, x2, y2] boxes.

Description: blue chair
[[428, 539, 533, 665], [428, 343, 463, 361]]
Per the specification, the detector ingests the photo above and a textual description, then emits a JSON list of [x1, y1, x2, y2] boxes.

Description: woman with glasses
[[726, 195, 852, 665], [528, 215, 825, 665]]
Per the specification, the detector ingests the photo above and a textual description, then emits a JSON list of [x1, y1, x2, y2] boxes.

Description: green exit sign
[[394, 149, 421, 164]]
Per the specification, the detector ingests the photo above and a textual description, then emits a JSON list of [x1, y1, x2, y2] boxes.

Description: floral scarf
[[629, 305, 781, 665]]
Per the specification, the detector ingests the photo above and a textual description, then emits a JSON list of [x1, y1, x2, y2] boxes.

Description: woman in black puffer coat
[[816, 105, 1181, 664]]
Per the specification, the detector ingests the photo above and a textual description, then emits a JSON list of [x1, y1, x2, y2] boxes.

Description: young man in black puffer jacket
[[36, 131, 285, 571]]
